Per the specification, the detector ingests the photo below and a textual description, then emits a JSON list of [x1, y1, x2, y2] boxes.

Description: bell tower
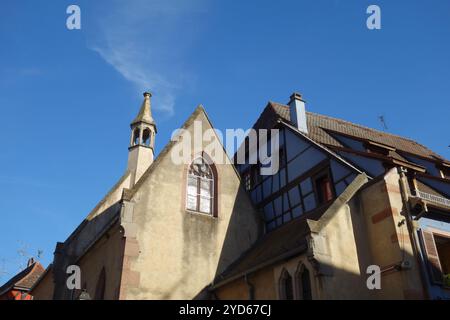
[[127, 92, 157, 186]]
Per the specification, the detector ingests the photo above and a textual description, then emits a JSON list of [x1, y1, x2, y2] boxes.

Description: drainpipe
[[244, 274, 255, 300], [397, 166, 430, 299]]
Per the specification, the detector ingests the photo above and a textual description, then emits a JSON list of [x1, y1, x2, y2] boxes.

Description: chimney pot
[[289, 92, 303, 103]]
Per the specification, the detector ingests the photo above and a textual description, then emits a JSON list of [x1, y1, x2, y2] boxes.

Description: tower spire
[[131, 92, 155, 126], [127, 92, 157, 186]]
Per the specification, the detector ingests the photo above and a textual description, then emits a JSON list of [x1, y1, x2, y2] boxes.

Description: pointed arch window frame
[[295, 263, 313, 300], [185, 153, 218, 217], [278, 268, 294, 300]]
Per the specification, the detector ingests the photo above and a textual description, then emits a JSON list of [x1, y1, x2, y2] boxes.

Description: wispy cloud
[[0, 175, 56, 189], [88, 0, 207, 116]]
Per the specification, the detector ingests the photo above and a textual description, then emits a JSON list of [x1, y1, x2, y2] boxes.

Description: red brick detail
[[371, 207, 398, 224], [123, 270, 140, 287], [119, 229, 141, 299], [386, 184, 401, 194], [391, 232, 411, 244], [124, 238, 140, 257]]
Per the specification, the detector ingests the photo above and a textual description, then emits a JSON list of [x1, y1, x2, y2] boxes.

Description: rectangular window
[[420, 229, 450, 286], [435, 235, 450, 281], [313, 169, 335, 205], [441, 167, 450, 179]]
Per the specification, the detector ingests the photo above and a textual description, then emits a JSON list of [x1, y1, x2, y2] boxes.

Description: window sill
[[185, 209, 217, 219]]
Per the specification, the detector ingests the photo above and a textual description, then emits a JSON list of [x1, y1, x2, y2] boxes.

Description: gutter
[[244, 274, 255, 300], [397, 167, 431, 300]]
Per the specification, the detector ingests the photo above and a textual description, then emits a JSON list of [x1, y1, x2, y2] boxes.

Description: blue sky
[[1, 0, 449, 282]]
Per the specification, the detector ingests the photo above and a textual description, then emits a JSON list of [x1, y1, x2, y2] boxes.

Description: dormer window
[[365, 140, 396, 156], [439, 163, 450, 179], [444, 169, 450, 180]]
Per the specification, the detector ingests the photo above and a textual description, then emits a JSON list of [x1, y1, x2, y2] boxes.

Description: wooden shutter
[[420, 229, 443, 284], [323, 177, 333, 202]]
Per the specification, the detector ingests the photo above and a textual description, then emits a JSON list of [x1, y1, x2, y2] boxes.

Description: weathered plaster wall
[[122, 109, 262, 299], [75, 223, 125, 300], [215, 266, 277, 300], [357, 169, 424, 299], [212, 171, 426, 300], [314, 203, 372, 299]]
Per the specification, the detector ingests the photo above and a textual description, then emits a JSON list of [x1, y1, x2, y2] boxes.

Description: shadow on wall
[[202, 191, 428, 300], [52, 202, 122, 300], [212, 241, 426, 300], [214, 184, 264, 277]]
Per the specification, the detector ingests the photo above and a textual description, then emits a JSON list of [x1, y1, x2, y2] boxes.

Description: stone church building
[[27, 92, 450, 300]]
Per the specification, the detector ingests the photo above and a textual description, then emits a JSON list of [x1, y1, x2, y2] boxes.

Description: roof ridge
[[270, 102, 442, 158]]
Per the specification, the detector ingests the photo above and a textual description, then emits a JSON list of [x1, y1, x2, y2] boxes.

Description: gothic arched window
[[296, 264, 312, 300], [279, 269, 294, 300], [186, 157, 215, 216]]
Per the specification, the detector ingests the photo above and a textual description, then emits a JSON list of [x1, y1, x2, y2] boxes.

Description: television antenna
[[378, 115, 388, 130]]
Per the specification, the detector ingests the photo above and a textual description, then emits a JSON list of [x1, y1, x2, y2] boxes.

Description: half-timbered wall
[[237, 127, 358, 231]]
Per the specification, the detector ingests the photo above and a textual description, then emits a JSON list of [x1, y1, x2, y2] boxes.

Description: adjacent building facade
[[212, 93, 450, 300], [22, 91, 450, 300], [0, 258, 44, 300]]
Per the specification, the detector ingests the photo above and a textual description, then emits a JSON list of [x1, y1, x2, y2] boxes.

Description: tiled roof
[[0, 261, 45, 294], [268, 102, 445, 162]]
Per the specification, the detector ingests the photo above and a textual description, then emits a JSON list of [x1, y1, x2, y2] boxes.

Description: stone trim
[[118, 201, 141, 300]]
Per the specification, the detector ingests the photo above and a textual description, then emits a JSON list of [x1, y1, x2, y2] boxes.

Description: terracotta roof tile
[[268, 102, 445, 162], [0, 261, 44, 294]]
